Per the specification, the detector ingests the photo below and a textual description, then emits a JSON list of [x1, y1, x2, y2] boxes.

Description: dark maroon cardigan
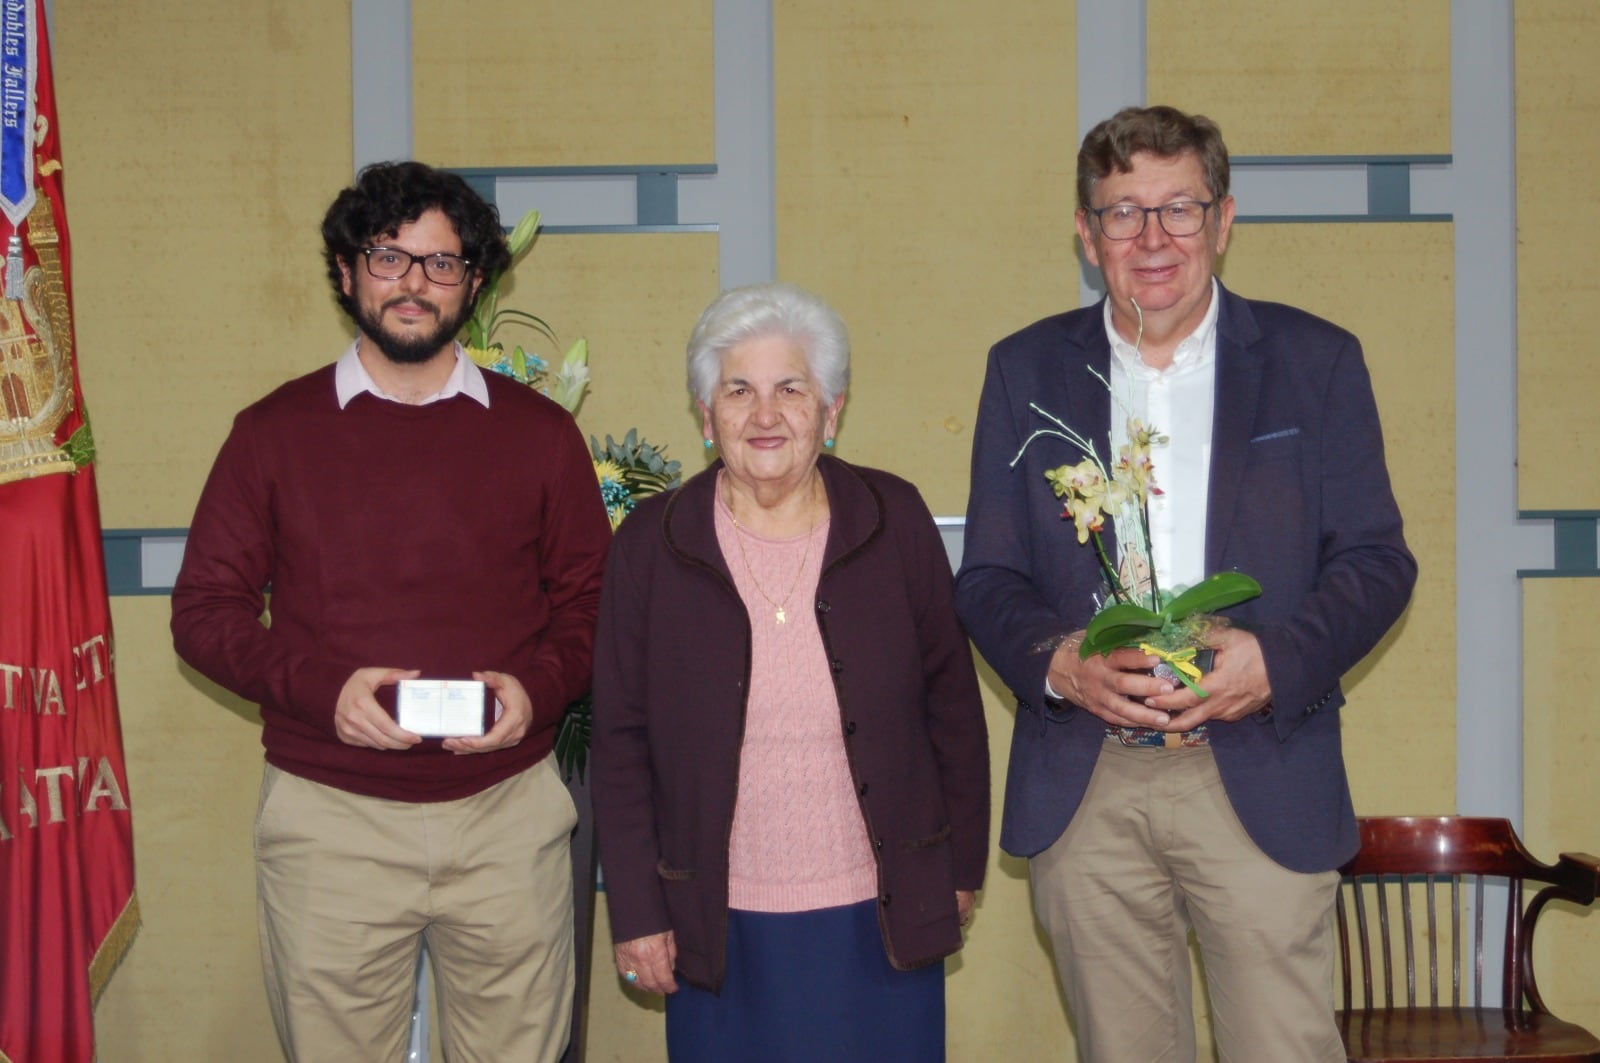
[[592, 455, 990, 991]]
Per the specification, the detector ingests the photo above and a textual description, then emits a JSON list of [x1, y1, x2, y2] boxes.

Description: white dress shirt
[[1104, 278, 1220, 600]]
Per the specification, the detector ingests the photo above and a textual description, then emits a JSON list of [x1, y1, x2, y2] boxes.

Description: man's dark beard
[[355, 296, 473, 365]]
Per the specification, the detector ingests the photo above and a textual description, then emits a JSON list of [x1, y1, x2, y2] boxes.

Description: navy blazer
[[955, 283, 1416, 873]]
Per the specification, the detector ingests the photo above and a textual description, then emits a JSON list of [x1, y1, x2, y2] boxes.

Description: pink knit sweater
[[713, 490, 877, 912]]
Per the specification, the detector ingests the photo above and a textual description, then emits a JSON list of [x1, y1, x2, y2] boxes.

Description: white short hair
[[686, 282, 850, 407]]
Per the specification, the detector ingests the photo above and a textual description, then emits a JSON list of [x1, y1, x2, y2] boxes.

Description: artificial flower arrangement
[[463, 208, 681, 775], [1013, 367, 1260, 697], [590, 428, 681, 531], [463, 209, 591, 412]]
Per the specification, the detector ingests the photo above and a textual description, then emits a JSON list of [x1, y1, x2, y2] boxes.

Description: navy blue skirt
[[665, 900, 945, 1062]]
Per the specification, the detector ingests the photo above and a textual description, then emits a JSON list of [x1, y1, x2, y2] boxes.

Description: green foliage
[[1163, 573, 1263, 619], [63, 414, 95, 469], [555, 692, 591, 783], [464, 209, 557, 353], [1080, 571, 1263, 658], [1078, 601, 1165, 655], [590, 429, 683, 496]]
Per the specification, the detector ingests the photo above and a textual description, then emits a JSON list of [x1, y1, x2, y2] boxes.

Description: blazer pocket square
[[1249, 427, 1301, 443]]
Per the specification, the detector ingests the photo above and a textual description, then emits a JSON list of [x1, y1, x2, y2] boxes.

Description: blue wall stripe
[[103, 528, 189, 597], [1232, 154, 1452, 166], [449, 165, 719, 235], [1234, 213, 1451, 225], [541, 224, 718, 236]]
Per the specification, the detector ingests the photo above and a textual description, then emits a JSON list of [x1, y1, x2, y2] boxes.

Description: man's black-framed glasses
[[1087, 200, 1214, 241], [360, 247, 473, 286]]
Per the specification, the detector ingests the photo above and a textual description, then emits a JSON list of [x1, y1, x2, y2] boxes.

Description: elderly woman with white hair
[[591, 282, 990, 1061]]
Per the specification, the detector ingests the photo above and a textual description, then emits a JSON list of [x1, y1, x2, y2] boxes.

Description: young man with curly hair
[[173, 162, 609, 1061]]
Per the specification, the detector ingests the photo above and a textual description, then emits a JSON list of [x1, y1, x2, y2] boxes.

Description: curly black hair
[[321, 161, 512, 318]]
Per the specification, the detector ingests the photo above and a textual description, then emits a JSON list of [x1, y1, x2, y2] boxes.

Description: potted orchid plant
[[1013, 370, 1260, 697]]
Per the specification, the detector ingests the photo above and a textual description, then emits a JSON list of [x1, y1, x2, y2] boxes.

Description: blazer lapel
[[1206, 287, 1264, 573]]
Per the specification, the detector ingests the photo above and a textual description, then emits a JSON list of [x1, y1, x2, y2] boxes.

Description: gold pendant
[[775, 607, 787, 624]]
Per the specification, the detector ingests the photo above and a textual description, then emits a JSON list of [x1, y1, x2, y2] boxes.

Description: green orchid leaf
[[1082, 602, 1164, 657], [1082, 622, 1164, 658], [1161, 572, 1263, 622]]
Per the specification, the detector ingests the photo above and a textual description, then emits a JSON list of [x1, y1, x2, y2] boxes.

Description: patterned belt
[[1107, 723, 1210, 749]]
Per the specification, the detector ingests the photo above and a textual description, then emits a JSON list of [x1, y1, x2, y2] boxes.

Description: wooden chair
[[1337, 816, 1600, 1062]]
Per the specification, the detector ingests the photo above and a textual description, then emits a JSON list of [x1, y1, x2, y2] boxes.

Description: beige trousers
[[254, 758, 577, 1063], [1029, 741, 1344, 1063]]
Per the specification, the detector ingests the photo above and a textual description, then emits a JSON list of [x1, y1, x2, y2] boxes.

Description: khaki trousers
[[1029, 742, 1343, 1063], [254, 758, 577, 1063]]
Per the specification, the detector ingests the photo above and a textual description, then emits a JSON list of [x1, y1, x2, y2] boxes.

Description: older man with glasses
[[956, 106, 1416, 1062], [172, 161, 610, 1062]]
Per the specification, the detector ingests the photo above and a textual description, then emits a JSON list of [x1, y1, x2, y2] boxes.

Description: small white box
[[395, 679, 487, 737]]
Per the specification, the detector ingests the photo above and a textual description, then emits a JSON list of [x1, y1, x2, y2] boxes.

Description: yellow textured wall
[[502, 233, 720, 470], [412, 0, 714, 167], [1514, 2, 1600, 1029], [1523, 579, 1600, 1036], [774, 0, 1077, 516], [1149, 0, 1450, 155], [58, 2, 354, 530], [1515, 2, 1600, 509]]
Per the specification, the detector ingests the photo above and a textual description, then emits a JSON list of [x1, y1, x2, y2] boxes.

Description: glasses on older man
[[1087, 200, 1214, 241], [360, 247, 473, 286]]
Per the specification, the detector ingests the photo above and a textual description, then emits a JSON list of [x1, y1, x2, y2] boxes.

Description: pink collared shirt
[[332, 342, 492, 409]]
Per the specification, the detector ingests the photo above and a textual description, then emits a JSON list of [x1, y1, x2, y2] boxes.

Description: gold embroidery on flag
[[88, 892, 141, 1005], [0, 198, 75, 485]]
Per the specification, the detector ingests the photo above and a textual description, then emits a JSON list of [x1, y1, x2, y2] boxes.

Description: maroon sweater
[[171, 364, 610, 801]]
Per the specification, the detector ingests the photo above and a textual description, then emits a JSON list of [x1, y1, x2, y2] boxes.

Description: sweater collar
[[661, 454, 885, 581]]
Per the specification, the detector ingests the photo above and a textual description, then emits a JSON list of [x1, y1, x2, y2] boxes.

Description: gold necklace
[[726, 484, 819, 625]]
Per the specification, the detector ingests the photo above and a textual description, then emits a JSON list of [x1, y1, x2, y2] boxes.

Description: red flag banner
[[0, 3, 140, 1060]]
